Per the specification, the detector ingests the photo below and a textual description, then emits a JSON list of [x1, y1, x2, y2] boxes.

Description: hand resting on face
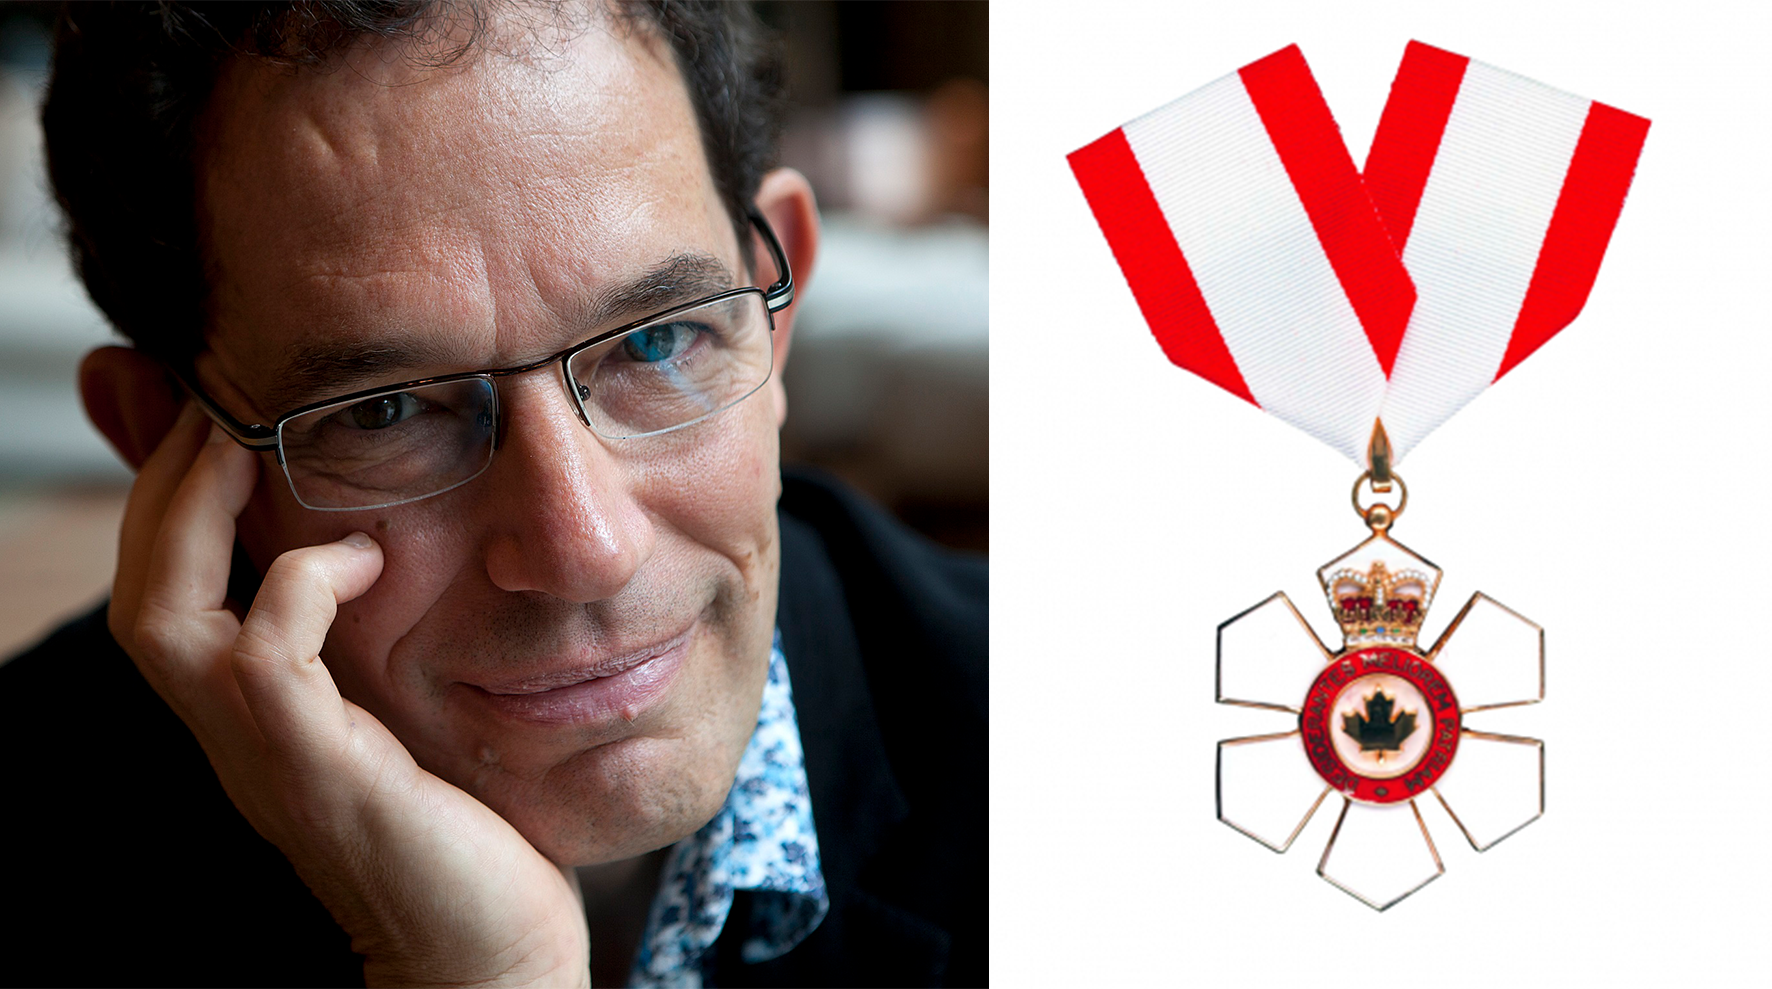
[[109, 401, 592, 989]]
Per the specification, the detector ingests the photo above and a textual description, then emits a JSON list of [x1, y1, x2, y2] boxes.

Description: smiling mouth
[[462, 626, 693, 726]]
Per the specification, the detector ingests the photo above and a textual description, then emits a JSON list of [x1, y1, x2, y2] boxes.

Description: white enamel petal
[[1217, 732, 1330, 852], [1217, 592, 1329, 712], [1428, 593, 1544, 711], [1434, 732, 1544, 851], [1317, 799, 1444, 911]]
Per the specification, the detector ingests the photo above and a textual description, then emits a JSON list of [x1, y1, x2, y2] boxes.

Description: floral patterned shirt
[[626, 632, 829, 987]]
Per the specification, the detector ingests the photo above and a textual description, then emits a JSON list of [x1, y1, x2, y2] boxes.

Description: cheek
[[236, 454, 345, 572], [322, 508, 471, 692], [633, 407, 781, 569], [235, 456, 463, 686]]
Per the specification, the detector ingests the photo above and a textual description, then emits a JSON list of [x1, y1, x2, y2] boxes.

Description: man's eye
[[621, 322, 702, 363], [346, 392, 424, 430]]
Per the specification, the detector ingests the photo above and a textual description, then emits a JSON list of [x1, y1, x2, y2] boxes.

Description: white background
[[990, 1, 1770, 983]]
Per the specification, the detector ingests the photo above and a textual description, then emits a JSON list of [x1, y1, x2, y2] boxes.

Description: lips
[[461, 626, 692, 726]]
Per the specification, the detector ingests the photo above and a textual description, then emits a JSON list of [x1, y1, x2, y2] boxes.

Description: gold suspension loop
[[1351, 470, 1407, 532], [1367, 419, 1395, 492]]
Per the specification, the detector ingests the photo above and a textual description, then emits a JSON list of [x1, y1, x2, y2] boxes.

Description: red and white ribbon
[[1366, 42, 1651, 460], [1070, 42, 1648, 466], [1069, 46, 1410, 463]]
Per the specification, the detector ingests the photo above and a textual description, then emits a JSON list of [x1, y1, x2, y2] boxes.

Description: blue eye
[[346, 392, 424, 430], [622, 322, 701, 363]]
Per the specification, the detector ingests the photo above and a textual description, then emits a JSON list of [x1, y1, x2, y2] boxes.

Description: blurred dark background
[[0, 1, 987, 659], [760, 1, 989, 552]]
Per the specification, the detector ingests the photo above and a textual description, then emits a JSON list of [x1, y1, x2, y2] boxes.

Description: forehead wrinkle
[[230, 56, 600, 250], [279, 123, 554, 256], [270, 240, 498, 365], [201, 10, 701, 289], [274, 125, 637, 360]]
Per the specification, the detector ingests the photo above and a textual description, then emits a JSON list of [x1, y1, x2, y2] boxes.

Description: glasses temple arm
[[173, 372, 280, 452], [749, 207, 794, 313]]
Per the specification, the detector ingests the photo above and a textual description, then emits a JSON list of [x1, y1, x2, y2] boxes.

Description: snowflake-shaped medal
[[1215, 466, 1546, 910]]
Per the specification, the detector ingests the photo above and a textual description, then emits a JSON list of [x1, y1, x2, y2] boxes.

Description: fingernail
[[341, 531, 376, 550]]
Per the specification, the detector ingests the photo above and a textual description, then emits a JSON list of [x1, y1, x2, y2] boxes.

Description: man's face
[[191, 17, 785, 865]]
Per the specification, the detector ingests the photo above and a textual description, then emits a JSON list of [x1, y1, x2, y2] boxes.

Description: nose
[[479, 374, 655, 601]]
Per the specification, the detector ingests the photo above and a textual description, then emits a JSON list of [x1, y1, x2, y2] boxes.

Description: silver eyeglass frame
[[179, 207, 794, 511]]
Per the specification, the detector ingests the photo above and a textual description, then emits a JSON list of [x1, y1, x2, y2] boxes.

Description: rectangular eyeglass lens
[[569, 292, 772, 439], [279, 377, 497, 509]]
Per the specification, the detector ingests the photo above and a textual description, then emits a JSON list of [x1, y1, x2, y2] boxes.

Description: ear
[[753, 168, 819, 429], [80, 346, 185, 471]]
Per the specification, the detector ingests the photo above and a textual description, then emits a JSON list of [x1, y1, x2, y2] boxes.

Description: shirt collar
[[628, 631, 829, 987]]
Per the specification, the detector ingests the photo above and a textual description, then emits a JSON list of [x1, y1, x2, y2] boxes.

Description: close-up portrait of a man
[[0, 2, 986, 986]]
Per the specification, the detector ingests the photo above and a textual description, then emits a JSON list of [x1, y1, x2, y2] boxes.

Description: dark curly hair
[[40, 0, 784, 364]]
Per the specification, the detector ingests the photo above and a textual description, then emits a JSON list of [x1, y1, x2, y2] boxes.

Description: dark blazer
[[0, 470, 987, 988]]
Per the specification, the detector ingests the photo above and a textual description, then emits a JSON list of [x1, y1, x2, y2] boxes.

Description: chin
[[472, 731, 746, 866]]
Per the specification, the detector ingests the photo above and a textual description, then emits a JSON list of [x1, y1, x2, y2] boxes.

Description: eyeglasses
[[184, 209, 793, 512]]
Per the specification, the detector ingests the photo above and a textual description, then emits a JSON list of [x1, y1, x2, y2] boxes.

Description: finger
[[111, 401, 208, 633], [136, 422, 260, 626], [120, 422, 265, 752], [232, 534, 385, 763]]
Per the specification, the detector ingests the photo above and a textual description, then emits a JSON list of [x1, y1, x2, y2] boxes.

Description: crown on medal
[[1325, 560, 1435, 648]]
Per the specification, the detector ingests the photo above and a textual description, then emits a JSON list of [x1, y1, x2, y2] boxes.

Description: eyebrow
[[585, 252, 736, 327], [260, 252, 738, 415]]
